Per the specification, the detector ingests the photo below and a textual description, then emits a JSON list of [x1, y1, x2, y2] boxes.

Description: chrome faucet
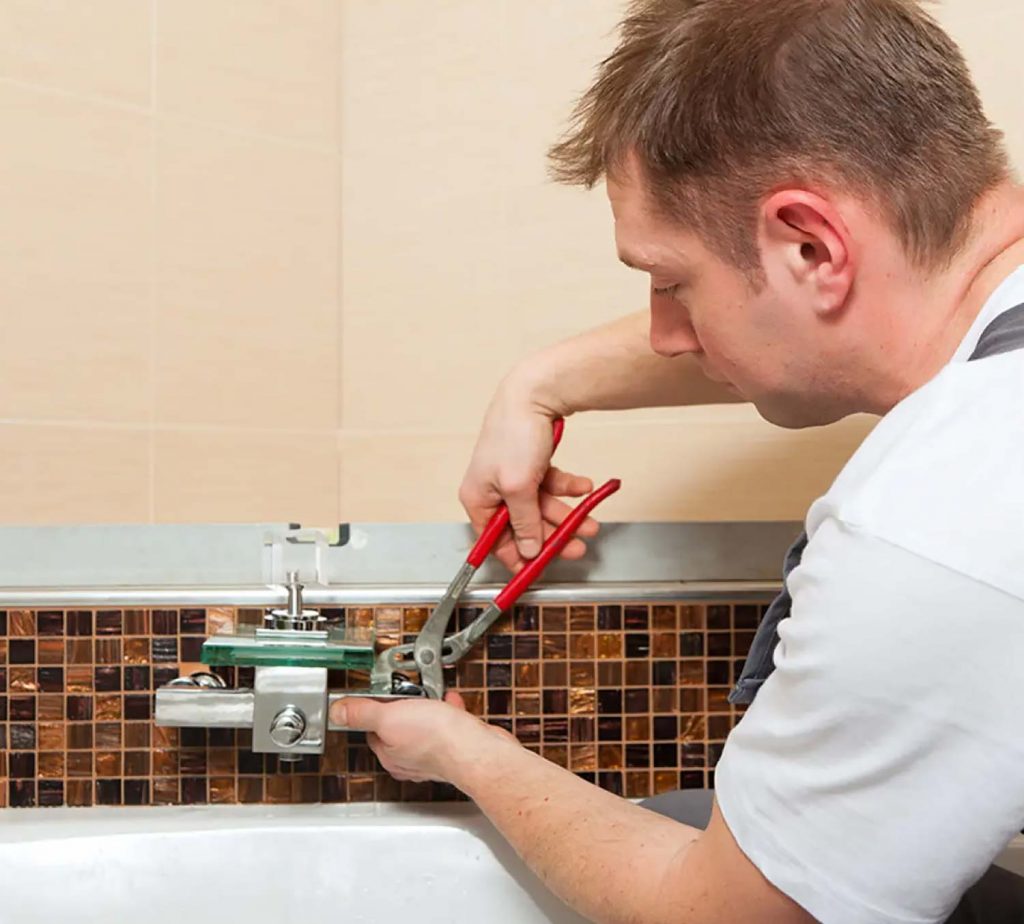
[[156, 464, 617, 760], [155, 571, 415, 760]]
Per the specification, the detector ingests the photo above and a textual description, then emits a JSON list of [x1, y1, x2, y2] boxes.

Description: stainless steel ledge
[[0, 521, 796, 607], [0, 522, 800, 588]]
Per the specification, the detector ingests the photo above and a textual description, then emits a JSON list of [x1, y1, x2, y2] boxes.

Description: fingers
[[538, 493, 601, 539], [491, 532, 527, 573], [459, 481, 501, 538], [541, 466, 594, 498], [534, 524, 590, 561], [536, 469, 600, 554], [457, 404, 603, 569], [458, 403, 560, 562], [367, 730, 430, 780], [551, 535, 589, 560], [487, 492, 602, 571], [444, 690, 467, 711], [503, 478, 545, 560], [460, 478, 527, 571]]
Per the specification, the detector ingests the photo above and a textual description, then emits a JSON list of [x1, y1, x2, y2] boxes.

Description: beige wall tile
[[0, 0, 1013, 530], [153, 429, 338, 524], [936, 2, 1024, 169], [338, 430, 477, 522], [338, 0, 1015, 527], [339, 0, 511, 431], [338, 412, 875, 523], [339, 0, 638, 432], [340, 183, 550, 432], [0, 424, 149, 524], [340, 181, 640, 433], [156, 0, 341, 148], [0, 83, 151, 422], [498, 0, 630, 189], [340, 0, 510, 195], [0, 0, 151, 105], [562, 409, 876, 522], [154, 120, 338, 430], [501, 184, 644, 344]]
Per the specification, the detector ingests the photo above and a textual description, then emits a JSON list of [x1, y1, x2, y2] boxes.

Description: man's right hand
[[459, 376, 600, 573], [458, 310, 743, 572]]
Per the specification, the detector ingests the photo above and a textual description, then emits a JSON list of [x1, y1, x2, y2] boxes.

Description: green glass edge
[[201, 641, 375, 670]]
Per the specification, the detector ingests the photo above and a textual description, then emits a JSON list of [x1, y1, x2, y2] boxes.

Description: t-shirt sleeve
[[714, 516, 1024, 924]]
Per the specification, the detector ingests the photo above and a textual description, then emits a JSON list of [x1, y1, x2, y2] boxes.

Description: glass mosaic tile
[[0, 600, 770, 807]]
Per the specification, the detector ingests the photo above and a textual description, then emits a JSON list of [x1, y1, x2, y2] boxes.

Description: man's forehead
[[617, 250, 656, 271], [609, 178, 691, 269], [616, 223, 690, 272], [606, 165, 651, 220]]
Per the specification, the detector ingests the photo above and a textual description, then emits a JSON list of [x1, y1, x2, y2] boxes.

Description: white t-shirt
[[715, 265, 1024, 923]]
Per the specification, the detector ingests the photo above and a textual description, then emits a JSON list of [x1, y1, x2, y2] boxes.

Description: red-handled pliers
[[370, 419, 620, 699]]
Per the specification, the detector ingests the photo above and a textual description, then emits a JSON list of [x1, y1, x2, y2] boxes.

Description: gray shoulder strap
[[969, 303, 1024, 361], [730, 299, 1024, 707]]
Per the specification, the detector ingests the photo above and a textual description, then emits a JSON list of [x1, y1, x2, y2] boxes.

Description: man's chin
[[752, 397, 848, 430]]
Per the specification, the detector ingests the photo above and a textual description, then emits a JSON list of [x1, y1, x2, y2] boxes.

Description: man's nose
[[649, 296, 701, 358]]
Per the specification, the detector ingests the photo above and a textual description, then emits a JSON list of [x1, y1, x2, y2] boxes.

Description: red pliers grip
[[370, 418, 620, 699], [492, 475, 620, 610]]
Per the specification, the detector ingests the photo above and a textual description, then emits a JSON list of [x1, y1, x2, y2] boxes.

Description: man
[[330, 1, 1024, 920]]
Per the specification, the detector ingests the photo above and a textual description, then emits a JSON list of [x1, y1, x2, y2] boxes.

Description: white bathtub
[[2, 802, 1022, 923], [0, 803, 589, 924]]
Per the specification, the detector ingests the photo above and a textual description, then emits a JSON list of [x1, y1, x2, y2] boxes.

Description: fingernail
[[520, 540, 540, 558], [330, 703, 348, 727]]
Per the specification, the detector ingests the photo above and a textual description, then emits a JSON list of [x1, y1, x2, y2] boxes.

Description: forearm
[[518, 310, 743, 417], [454, 732, 701, 924]]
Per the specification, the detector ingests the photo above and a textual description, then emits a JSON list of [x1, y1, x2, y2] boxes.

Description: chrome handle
[[269, 705, 306, 748]]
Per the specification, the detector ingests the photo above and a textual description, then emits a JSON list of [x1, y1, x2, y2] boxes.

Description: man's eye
[[652, 284, 679, 297]]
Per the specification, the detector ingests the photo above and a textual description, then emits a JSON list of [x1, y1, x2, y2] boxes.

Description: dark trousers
[[640, 790, 1024, 923]]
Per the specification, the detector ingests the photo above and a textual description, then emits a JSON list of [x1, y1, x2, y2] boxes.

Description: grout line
[[335, 0, 346, 523], [333, 416, 729, 438], [0, 77, 337, 155], [0, 76, 151, 115], [0, 415, 709, 441], [150, 0, 158, 113], [148, 0, 159, 525], [0, 418, 342, 437], [161, 112, 337, 155]]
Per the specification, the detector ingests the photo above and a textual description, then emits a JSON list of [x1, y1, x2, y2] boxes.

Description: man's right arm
[[459, 310, 744, 570], [520, 309, 742, 415]]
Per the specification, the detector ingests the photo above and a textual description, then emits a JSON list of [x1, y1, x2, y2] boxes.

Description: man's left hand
[[328, 690, 517, 785]]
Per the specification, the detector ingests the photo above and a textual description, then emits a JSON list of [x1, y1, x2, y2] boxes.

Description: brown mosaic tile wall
[[0, 600, 771, 808]]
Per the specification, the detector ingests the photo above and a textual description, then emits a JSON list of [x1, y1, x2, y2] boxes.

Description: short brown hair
[[549, 0, 1010, 272]]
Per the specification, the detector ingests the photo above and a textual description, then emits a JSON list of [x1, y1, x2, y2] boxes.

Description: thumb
[[330, 696, 385, 731]]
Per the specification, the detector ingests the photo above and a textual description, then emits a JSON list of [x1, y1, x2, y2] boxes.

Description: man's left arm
[[330, 695, 813, 924]]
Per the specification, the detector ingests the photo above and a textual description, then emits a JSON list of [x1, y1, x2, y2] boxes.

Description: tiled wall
[[0, 598, 771, 809], [0, 0, 886, 526], [3, 3, 1023, 525]]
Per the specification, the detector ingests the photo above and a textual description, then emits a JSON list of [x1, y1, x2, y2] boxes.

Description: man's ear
[[759, 190, 855, 316]]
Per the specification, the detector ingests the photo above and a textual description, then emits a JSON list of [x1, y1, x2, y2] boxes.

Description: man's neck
[[881, 183, 1024, 411]]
